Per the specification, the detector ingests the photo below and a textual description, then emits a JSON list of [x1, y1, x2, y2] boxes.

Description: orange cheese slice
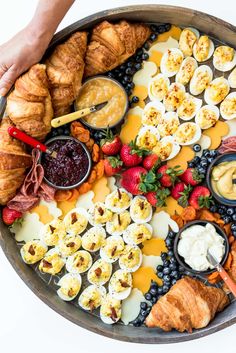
[[132, 267, 162, 294]]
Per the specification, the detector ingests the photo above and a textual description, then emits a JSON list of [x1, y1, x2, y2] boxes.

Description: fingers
[[0, 66, 17, 96]]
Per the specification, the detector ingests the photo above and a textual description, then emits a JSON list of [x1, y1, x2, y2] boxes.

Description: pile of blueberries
[[188, 147, 219, 176], [48, 123, 71, 139], [209, 203, 236, 230]]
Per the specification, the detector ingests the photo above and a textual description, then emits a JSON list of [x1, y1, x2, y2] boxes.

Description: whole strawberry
[[145, 188, 170, 207], [143, 154, 160, 170], [157, 165, 183, 188], [104, 156, 123, 177], [100, 128, 122, 156], [2, 207, 22, 225], [189, 186, 212, 210], [121, 167, 158, 195], [120, 139, 147, 167], [171, 182, 192, 207], [180, 168, 203, 186]]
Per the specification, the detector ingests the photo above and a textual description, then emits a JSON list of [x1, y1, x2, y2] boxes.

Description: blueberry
[[132, 317, 142, 327], [203, 149, 210, 157], [169, 262, 177, 270], [127, 61, 134, 68], [232, 230, 236, 238], [167, 250, 174, 257], [227, 207, 235, 216], [198, 167, 207, 175], [145, 293, 152, 301], [231, 223, 236, 231], [209, 205, 218, 213], [161, 252, 168, 261], [64, 128, 70, 136], [151, 296, 158, 304], [150, 287, 158, 296], [209, 150, 218, 157], [157, 286, 163, 295], [163, 267, 171, 275], [164, 23, 171, 31], [143, 42, 150, 50], [134, 63, 142, 70], [163, 274, 171, 282], [179, 266, 185, 273], [150, 24, 158, 32], [157, 265, 164, 272], [150, 280, 158, 288], [188, 162, 195, 168], [169, 257, 177, 264], [165, 238, 173, 248], [158, 25, 166, 33], [126, 88, 132, 96], [192, 156, 201, 164], [222, 215, 231, 224], [137, 49, 143, 56], [193, 144, 201, 152], [57, 127, 64, 135], [120, 64, 126, 71], [232, 214, 236, 221], [157, 271, 164, 279], [162, 285, 170, 293], [168, 231, 176, 239], [142, 53, 149, 61], [140, 302, 148, 310], [127, 82, 135, 89], [132, 96, 139, 103], [171, 271, 180, 279], [135, 55, 142, 63], [171, 279, 177, 285], [51, 130, 58, 137], [218, 208, 226, 215], [200, 160, 208, 167], [207, 157, 214, 163], [149, 33, 157, 42], [163, 259, 170, 267], [124, 75, 132, 83]]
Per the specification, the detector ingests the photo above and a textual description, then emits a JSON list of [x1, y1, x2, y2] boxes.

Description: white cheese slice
[[148, 37, 179, 55], [76, 191, 95, 209], [39, 199, 62, 218], [133, 61, 157, 87], [121, 288, 149, 325], [150, 211, 179, 239], [11, 213, 44, 242], [141, 255, 163, 270]]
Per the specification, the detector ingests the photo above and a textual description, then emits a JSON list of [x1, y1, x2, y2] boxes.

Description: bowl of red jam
[[41, 136, 92, 190]]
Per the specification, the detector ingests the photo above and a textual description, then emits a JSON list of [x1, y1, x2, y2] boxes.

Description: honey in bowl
[[75, 76, 128, 129]]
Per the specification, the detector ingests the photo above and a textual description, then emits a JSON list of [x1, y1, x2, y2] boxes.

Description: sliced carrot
[[55, 190, 72, 202], [68, 188, 80, 202]]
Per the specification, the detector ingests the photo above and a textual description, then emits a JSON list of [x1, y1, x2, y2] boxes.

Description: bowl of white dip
[[174, 220, 229, 275]]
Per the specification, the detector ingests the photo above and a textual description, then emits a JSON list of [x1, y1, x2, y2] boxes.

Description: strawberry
[[180, 168, 203, 186], [189, 186, 212, 210], [157, 165, 183, 188], [2, 207, 22, 225], [100, 128, 122, 156], [145, 188, 170, 207], [104, 156, 123, 177], [142, 154, 161, 170], [171, 182, 192, 207], [120, 139, 148, 167], [121, 167, 158, 195]]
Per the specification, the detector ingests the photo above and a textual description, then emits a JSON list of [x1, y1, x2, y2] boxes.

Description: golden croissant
[[84, 20, 151, 77], [0, 118, 32, 205], [46, 31, 87, 117], [6, 64, 53, 141], [146, 277, 229, 333]]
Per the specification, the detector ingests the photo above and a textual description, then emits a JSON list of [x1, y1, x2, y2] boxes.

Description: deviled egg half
[[189, 65, 213, 96], [157, 112, 180, 138], [148, 73, 170, 102], [174, 122, 201, 146], [228, 67, 236, 88], [142, 101, 165, 126], [163, 82, 186, 112], [88, 202, 113, 226], [81, 226, 106, 252], [179, 27, 199, 57], [20, 240, 48, 265], [193, 35, 214, 62], [106, 211, 131, 236], [195, 105, 220, 129], [153, 136, 181, 161], [109, 269, 132, 300], [79, 285, 106, 311], [40, 218, 65, 246], [100, 235, 124, 263], [177, 93, 202, 121], [213, 45, 236, 72], [56, 273, 82, 301], [204, 77, 230, 105], [87, 258, 112, 286], [100, 294, 121, 324], [66, 250, 92, 274], [220, 92, 236, 120], [136, 126, 160, 150], [57, 235, 82, 257], [39, 248, 65, 275], [130, 196, 152, 224], [160, 48, 184, 77], [123, 223, 153, 245], [63, 208, 88, 235], [119, 245, 142, 272], [105, 188, 132, 213], [176, 57, 198, 86]]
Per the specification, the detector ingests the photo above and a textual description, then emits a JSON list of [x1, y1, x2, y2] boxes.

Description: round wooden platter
[[1, 4, 236, 344]]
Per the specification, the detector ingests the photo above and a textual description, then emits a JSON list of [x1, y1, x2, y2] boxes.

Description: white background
[[0, 0, 235, 352]]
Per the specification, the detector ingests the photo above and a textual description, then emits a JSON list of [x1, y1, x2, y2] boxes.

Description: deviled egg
[[148, 73, 170, 101], [153, 136, 181, 161], [100, 235, 124, 263], [136, 126, 160, 150], [106, 211, 131, 236], [87, 258, 112, 286], [58, 235, 82, 257], [63, 208, 88, 235], [20, 240, 48, 265], [163, 83, 185, 111], [40, 219, 65, 246], [88, 202, 113, 226], [100, 294, 121, 324], [81, 226, 106, 252], [130, 196, 152, 224], [39, 248, 65, 275], [123, 223, 153, 245], [105, 188, 132, 213], [220, 92, 236, 120], [204, 77, 230, 105], [177, 93, 202, 121], [119, 245, 142, 272], [157, 112, 180, 137], [213, 45, 236, 72], [56, 273, 82, 301], [160, 48, 184, 77], [189, 65, 213, 96], [193, 35, 214, 62], [66, 250, 92, 274], [174, 122, 201, 145], [142, 101, 165, 126], [109, 269, 132, 300], [176, 57, 198, 86], [79, 285, 106, 311], [179, 27, 199, 57], [195, 105, 219, 129], [228, 67, 236, 88]]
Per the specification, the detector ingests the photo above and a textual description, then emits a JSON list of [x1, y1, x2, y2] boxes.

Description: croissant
[[6, 64, 53, 141], [146, 277, 229, 333], [0, 118, 32, 205], [46, 31, 87, 117], [84, 20, 151, 77]]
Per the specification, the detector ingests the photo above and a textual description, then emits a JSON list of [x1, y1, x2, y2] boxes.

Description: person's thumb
[[0, 66, 18, 96]]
